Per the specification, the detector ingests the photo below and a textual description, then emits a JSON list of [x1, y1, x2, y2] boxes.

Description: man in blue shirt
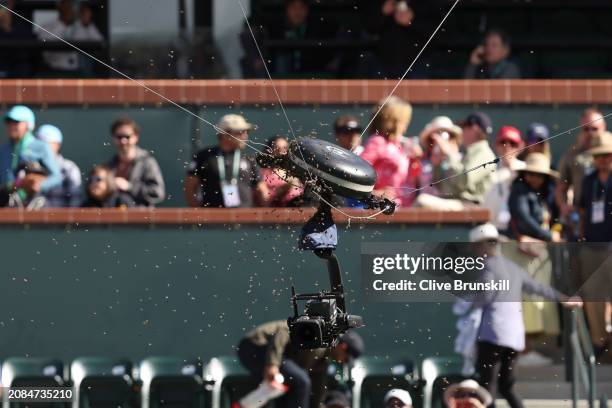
[[0, 105, 61, 196]]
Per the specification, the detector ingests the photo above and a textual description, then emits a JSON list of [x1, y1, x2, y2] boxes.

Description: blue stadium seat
[[420, 356, 466, 408], [1, 357, 67, 408], [70, 357, 134, 408], [138, 357, 205, 408]]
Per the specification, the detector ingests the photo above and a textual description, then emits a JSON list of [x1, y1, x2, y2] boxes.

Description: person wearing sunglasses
[[444, 379, 492, 408], [106, 117, 165, 207], [482, 126, 525, 233], [556, 108, 607, 221], [81, 165, 135, 208], [0, 105, 61, 198]]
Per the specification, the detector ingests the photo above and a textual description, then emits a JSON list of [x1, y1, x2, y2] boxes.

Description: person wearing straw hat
[[443, 379, 492, 408], [577, 131, 612, 358]]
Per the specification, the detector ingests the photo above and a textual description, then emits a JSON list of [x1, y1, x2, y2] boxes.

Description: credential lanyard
[[217, 150, 241, 184]]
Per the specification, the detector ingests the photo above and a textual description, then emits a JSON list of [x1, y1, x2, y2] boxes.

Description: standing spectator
[[106, 117, 165, 207], [0, 0, 35, 78], [464, 29, 521, 79], [578, 131, 612, 356], [81, 165, 134, 208], [0, 161, 49, 209], [73, 1, 103, 41], [518, 123, 552, 161], [556, 108, 607, 221], [261, 135, 303, 207], [424, 112, 496, 208], [37, 0, 80, 74], [384, 388, 413, 408], [0, 105, 61, 194], [443, 379, 492, 408], [334, 115, 363, 155], [35, 124, 82, 207], [185, 114, 268, 208], [236, 320, 363, 408], [360, 97, 413, 207], [483, 126, 525, 232]]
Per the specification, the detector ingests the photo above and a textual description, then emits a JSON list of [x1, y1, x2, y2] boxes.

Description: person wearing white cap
[[184, 114, 268, 208], [443, 379, 492, 408], [465, 223, 582, 408], [35, 124, 82, 207], [384, 388, 412, 408]]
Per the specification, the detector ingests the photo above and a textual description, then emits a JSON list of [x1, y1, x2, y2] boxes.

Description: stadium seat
[[204, 356, 259, 408], [420, 356, 466, 408], [350, 356, 420, 408], [1, 357, 67, 408], [70, 357, 134, 408], [138, 357, 205, 408]]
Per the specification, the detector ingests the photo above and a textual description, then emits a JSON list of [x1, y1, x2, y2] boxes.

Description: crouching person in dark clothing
[[236, 320, 363, 408]]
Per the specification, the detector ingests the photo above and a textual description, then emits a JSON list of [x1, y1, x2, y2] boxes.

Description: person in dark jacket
[[81, 165, 134, 208], [106, 117, 165, 207], [236, 320, 364, 408], [464, 29, 521, 80]]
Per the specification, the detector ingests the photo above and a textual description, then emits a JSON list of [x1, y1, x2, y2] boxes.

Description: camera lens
[[291, 319, 323, 349]]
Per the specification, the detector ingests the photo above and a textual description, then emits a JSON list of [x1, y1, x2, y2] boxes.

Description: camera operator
[[236, 320, 363, 408]]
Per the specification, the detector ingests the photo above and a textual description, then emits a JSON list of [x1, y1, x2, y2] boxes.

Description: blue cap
[[4, 105, 35, 131], [461, 112, 493, 136], [36, 124, 63, 144], [526, 123, 549, 144]]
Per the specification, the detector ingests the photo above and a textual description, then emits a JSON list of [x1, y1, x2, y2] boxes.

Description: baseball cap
[[4, 105, 35, 131], [469, 223, 499, 243], [384, 389, 412, 406], [36, 124, 64, 144], [496, 126, 522, 145], [334, 115, 362, 134], [339, 331, 364, 361], [443, 379, 493, 406], [217, 114, 253, 133], [460, 112, 492, 136], [526, 123, 550, 144]]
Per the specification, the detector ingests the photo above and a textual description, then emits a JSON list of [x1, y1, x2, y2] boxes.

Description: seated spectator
[[384, 388, 413, 408], [82, 165, 134, 208], [334, 115, 363, 155], [0, 0, 35, 78], [443, 379, 492, 408], [37, 0, 80, 74], [323, 390, 351, 408], [261, 135, 303, 207], [184, 114, 268, 208], [519, 123, 552, 161], [418, 112, 496, 210], [0, 161, 49, 209], [106, 117, 165, 207], [1, 105, 61, 195], [36, 124, 82, 207], [482, 126, 525, 232], [360, 97, 413, 207], [464, 29, 521, 79]]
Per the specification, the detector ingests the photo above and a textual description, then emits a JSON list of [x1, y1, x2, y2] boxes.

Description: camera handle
[[313, 249, 346, 313]]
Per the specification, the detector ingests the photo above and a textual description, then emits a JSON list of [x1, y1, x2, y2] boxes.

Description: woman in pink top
[[361, 97, 414, 207], [261, 135, 304, 206]]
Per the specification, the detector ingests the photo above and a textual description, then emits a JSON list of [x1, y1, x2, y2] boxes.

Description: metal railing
[[569, 308, 597, 408]]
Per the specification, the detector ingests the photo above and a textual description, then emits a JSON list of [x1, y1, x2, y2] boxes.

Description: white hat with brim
[[587, 131, 612, 156], [217, 114, 254, 133], [443, 379, 493, 406], [521, 152, 559, 178], [419, 116, 463, 148], [469, 223, 499, 243], [384, 389, 412, 406]]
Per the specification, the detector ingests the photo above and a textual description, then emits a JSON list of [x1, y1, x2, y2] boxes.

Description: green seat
[[138, 357, 204, 408], [350, 356, 419, 408], [204, 356, 260, 408], [1, 357, 67, 408], [70, 357, 134, 408], [420, 356, 466, 408]]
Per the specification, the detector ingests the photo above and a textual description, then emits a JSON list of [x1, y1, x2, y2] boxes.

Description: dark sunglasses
[[113, 133, 134, 140], [453, 390, 484, 401], [90, 176, 105, 183], [583, 126, 599, 132], [4, 118, 19, 124], [497, 140, 519, 148]]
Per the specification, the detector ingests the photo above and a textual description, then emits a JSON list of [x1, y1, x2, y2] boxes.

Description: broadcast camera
[[257, 137, 395, 349]]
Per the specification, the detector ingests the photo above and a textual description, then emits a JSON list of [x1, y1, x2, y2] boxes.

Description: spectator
[[261, 135, 303, 207], [323, 390, 351, 408], [236, 320, 363, 408], [466, 223, 581, 408], [360, 97, 413, 207], [35, 124, 82, 207], [556, 108, 607, 221], [464, 29, 521, 79], [443, 379, 492, 408], [334, 115, 363, 155], [37, 0, 80, 74], [73, 1, 103, 41], [185, 114, 267, 208], [0, 105, 61, 195], [415, 115, 462, 204], [106, 117, 165, 207], [483, 126, 525, 232], [0, 160, 49, 209], [421, 112, 495, 209], [82, 165, 134, 208], [518, 123, 551, 161], [384, 388, 413, 408], [0, 0, 35, 78]]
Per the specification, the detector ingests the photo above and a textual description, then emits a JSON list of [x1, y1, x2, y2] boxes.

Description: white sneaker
[[516, 351, 554, 367]]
